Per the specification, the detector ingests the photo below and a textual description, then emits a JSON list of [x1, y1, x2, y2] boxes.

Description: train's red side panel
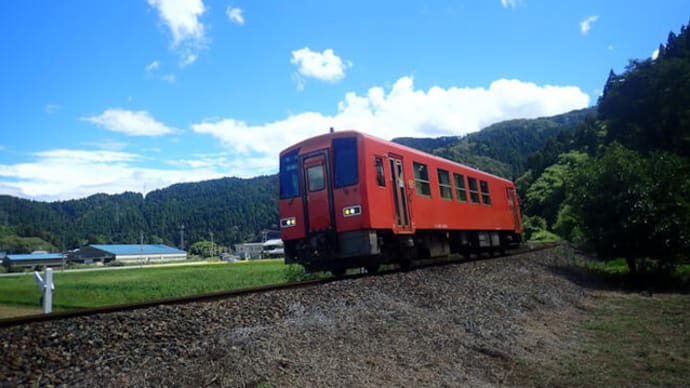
[[279, 130, 523, 273], [359, 133, 522, 233]]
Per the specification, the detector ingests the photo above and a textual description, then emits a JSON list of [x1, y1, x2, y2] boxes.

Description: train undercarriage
[[284, 229, 522, 277]]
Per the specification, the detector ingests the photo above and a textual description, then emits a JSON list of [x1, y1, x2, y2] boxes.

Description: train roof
[[280, 130, 514, 185]]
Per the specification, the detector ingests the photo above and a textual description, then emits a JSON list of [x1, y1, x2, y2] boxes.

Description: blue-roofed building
[[3, 252, 66, 269], [72, 244, 187, 264]]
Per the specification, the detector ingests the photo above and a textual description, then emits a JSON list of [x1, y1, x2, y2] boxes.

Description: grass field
[[0, 260, 308, 317], [522, 256, 690, 386], [547, 292, 690, 386]]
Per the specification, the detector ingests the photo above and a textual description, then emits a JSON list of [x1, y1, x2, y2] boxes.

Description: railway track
[[0, 242, 558, 328]]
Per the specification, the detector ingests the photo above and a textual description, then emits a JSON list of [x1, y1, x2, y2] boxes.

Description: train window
[[333, 137, 358, 188], [307, 165, 325, 192], [480, 180, 491, 205], [437, 169, 452, 200], [375, 157, 386, 187], [467, 177, 480, 204], [454, 173, 467, 202], [279, 149, 300, 199], [413, 162, 431, 196]]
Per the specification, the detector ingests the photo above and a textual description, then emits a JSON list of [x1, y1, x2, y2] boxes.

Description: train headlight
[[343, 205, 362, 217], [280, 217, 297, 228]]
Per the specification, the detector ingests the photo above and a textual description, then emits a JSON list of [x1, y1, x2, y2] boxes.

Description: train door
[[303, 152, 333, 232], [506, 187, 522, 231], [389, 156, 412, 231]]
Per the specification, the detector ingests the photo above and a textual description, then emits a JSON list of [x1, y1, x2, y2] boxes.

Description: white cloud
[[180, 53, 198, 67], [35, 149, 139, 163], [292, 73, 306, 92], [0, 149, 223, 201], [81, 109, 175, 137], [580, 15, 599, 35], [44, 104, 62, 114], [148, 0, 205, 46], [290, 48, 352, 83], [161, 74, 176, 83], [226, 6, 244, 25], [500, 0, 522, 8], [652, 48, 660, 60], [193, 76, 589, 160], [148, 0, 206, 66], [81, 139, 129, 151], [145, 61, 176, 83], [145, 60, 160, 72]]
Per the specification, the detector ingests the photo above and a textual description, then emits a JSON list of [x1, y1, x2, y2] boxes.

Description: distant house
[[234, 243, 264, 260], [262, 239, 284, 258], [3, 253, 65, 269], [72, 244, 187, 264], [233, 240, 284, 259]]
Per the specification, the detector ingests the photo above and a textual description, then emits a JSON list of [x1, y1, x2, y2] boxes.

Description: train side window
[[480, 180, 491, 205], [333, 137, 358, 188], [437, 169, 452, 200], [453, 173, 467, 202], [413, 162, 431, 196], [467, 177, 480, 203], [375, 157, 386, 187], [307, 165, 325, 192]]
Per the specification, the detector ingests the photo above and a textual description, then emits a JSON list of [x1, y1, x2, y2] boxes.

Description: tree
[[568, 143, 690, 274], [598, 23, 690, 158], [0, 235, 58, 253], [189, 240, 215, 258], [523, 151, 588, 228]]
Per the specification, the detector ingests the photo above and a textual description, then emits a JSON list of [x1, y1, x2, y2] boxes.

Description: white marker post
[[33, 268, 55, 313]]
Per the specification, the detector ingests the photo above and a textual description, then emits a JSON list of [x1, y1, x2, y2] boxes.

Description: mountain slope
[[0, 176, 278, 251], [394, 107, 595, 178]]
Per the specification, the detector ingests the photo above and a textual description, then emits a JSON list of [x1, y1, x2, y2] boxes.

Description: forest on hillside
[[517, 22, 690, 274], [0, 176, 278, 253]]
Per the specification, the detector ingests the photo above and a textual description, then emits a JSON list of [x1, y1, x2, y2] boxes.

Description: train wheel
[[365, 264, 380, 274], [331, 268, 346, 279], [399, 260, 411, 272]]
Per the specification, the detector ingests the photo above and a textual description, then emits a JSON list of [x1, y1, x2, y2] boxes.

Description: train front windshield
[[333, 137, 358, 188], [280, 150, 300, 199]]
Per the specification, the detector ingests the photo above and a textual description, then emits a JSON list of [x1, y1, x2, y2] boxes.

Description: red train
[[279, 130, 523, 275]]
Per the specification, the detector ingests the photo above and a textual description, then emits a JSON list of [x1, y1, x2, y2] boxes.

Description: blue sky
[[1, 0, 688, 201]]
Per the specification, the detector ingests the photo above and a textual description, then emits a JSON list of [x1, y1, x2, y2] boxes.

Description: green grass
[[580, 257, 690, 291], [549, 293, 690, 387], [517, 255, 690, 386], [527, 229, 564, 243], [0, 260, 309, 313]]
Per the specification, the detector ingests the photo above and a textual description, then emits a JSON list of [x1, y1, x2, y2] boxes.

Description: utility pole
[[210, 231, 215, 258], [179, 224, 185, 250]]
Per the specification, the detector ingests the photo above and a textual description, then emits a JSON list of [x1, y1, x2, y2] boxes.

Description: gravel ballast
[[1, 246, 591, 387]]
